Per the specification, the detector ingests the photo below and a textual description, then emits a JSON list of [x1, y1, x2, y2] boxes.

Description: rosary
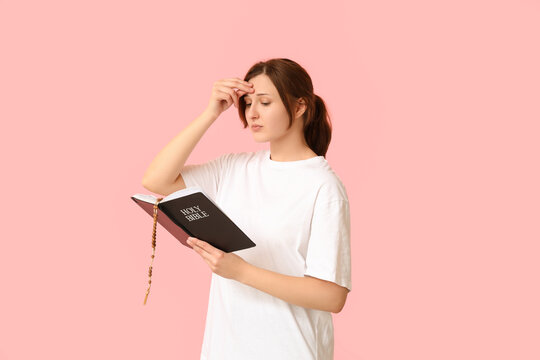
[[143, 197, 163, 305]]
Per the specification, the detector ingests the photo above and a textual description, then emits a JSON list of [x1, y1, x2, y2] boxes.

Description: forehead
[[246, 74, 275, 94]]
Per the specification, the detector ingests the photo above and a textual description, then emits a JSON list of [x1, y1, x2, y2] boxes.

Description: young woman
[[142, 58, 351, 360]]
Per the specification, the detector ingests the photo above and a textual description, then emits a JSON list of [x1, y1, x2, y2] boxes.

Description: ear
[[295, 97, 307, 119]]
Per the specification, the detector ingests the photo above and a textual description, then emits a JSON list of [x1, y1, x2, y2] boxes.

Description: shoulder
[[312, 163, 349, 203], [213, 150, 263, 171], [217, 150, 262, 163]]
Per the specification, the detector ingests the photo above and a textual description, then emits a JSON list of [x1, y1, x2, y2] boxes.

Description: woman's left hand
[[186, 236, 249, 281]]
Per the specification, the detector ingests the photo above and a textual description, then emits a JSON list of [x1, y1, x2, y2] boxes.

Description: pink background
[[1, 1, 539, 359]]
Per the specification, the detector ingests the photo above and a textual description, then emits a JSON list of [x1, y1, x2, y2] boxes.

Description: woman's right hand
[[204, 77, 254, 118]]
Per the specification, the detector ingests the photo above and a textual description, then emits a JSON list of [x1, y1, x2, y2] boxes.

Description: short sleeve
[[304, 199, 352, 292], [179, 153, 234, 201]]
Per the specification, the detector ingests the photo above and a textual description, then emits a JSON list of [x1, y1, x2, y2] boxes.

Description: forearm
[[142, 109, 218, 188], [239, 262, 341, 313]]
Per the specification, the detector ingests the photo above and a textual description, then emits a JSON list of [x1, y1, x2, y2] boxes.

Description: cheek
[[270, 118, 291, 134]]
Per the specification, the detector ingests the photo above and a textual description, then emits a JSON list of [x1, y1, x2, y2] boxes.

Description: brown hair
[[238, 58, 332, 157]]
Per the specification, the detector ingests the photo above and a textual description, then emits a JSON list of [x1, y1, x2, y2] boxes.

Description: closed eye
[[246, 103, 270, 107]]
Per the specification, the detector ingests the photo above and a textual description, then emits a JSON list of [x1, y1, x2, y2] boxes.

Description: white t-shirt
[[180, 148, 351, 360]]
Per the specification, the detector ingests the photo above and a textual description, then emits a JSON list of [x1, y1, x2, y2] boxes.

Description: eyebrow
[[244, 93, 270, 98]]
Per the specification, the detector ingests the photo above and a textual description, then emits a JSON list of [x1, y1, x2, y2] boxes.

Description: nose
[[246, 103, 259, 120]]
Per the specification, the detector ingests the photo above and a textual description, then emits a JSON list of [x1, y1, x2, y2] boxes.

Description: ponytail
[[304, 94, 332, 158]]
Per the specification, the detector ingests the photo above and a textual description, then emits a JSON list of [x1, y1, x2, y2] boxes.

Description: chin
[[251, 133, 269, 142]]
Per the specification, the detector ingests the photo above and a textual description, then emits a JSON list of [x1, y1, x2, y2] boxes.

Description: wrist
[[237, 260, 254, 285], [201, 108, 219, 122]]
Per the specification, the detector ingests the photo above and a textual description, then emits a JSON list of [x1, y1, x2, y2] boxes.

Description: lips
[[251, 124, 263, 129]]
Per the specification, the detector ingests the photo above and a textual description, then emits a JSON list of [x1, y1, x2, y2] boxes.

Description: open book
[[131, 186, 256, 253], [132, 185, 257, 304]]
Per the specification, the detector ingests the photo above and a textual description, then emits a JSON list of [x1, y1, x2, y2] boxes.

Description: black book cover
[[131, 186, 256, 253]]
